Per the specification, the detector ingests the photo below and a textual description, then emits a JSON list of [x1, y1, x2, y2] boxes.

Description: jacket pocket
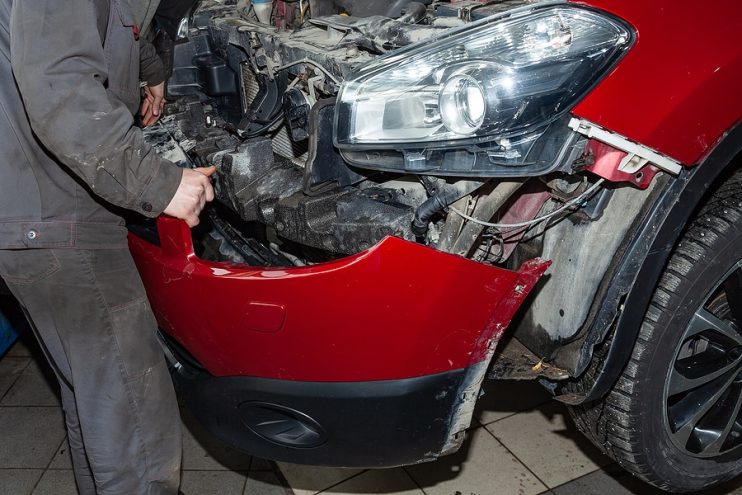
[[105, 0, 141, 114], [0, 250, 60, 285]]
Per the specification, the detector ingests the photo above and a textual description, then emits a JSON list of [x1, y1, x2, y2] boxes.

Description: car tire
[[569, 170, 742, 492]]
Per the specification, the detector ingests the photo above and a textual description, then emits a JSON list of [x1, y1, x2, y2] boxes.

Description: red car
[[129, 0, 742, 491]]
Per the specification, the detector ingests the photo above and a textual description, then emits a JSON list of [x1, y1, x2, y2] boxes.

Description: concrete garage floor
[[2, 335, 742, 495]]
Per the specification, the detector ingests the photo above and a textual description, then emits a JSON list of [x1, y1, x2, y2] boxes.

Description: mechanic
[[0, 0, 213, 493]]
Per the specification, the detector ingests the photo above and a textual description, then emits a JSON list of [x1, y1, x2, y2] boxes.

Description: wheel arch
[[558, 119, 742, 405]]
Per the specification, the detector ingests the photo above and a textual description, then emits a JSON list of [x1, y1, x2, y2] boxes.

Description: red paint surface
[[584, 140, 659, 189], [129, 217, 549, 382], [573, 0, 742, 165], [498, 186, 552, 260]]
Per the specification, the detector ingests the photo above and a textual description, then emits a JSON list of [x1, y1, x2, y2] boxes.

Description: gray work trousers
[[0, 247, 181, 494]]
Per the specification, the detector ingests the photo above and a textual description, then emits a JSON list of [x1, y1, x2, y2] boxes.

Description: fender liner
[[561, 120, 742, 405]]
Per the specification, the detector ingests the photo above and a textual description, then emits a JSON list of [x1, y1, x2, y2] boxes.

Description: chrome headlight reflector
[[334, 5, 632, 151], [176, 15, 190, 40]]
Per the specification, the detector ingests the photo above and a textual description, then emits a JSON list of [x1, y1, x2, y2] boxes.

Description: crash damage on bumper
[[129, 217, 548, 465]]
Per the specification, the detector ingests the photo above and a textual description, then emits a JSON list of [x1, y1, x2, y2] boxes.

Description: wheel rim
[[665, 262, 742, 458]]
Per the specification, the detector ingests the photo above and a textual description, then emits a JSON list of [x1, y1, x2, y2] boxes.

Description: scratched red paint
[[129, 217, 549, 382]]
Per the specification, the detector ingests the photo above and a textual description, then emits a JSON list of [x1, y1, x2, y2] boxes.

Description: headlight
[[334, 4, 632, 152], [176, 15, 190, 40]]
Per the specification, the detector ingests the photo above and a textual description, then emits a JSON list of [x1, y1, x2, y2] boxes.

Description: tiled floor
[[3, 336, 742, 495]]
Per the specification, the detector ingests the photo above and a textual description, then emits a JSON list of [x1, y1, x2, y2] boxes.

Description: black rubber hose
[[412, 180, 483, 238]]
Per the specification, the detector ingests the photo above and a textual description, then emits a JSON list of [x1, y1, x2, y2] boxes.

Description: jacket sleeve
[[10, 0, 182, 217], [140, 37, 166, 86]]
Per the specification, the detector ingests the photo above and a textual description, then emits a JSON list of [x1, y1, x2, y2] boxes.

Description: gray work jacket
[[0, 0, 183, 249]]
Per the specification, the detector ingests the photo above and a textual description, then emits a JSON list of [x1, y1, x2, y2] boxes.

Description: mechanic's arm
[[140, 37, 166, 87], [10, 0, 212, 225], [139, 38, 166, 126]]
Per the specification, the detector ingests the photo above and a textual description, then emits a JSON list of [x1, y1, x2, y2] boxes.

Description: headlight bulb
[[439, 75, 486, 135], [522, 16, 573, 62]]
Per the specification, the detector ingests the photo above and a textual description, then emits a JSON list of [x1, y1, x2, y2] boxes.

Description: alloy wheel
[[665, 262, 742, 457]]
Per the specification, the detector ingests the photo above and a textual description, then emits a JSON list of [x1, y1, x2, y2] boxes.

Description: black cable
[[244, 112, 285, 138]]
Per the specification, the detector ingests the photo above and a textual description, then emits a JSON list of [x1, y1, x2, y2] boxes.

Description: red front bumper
[[129, 217, 548, 382]]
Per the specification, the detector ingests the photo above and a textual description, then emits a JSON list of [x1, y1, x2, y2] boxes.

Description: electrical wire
[[450, 179, 606, 230], [271, 58, 342, 86], [244, 111, 285, 138]]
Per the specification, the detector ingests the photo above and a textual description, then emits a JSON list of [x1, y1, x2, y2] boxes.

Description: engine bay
[[139, 0, 670, 373], [147, 0, 611, 262]]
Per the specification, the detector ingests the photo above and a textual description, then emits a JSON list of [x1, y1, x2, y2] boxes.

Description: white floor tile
[[0, 406, 66, 468], [6, 339, 33, 358], [486, 402, 610, 488], [181, 470, 247, 495], [32, 469, 77, 495], [244, 471, 292, 495], [551, 464, 664, 495], [1, 360, 60, 406], [276, 463, 363, 495], [0, 356, 30, 399], [325, 468, 423, 495], [475, 379, 552, 425], [48, 437, 73, 470], [406, 426, 546, 495], [250, 456, 275, 472], [0, 468, 43, 495]]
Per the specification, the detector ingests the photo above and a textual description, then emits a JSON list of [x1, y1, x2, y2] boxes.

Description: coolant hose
[[412, 180, 484, 238]]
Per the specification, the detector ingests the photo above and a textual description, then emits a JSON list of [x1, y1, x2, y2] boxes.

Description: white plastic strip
[[568, 117, 683, 175]]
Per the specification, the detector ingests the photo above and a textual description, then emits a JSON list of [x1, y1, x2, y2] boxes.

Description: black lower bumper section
[[173, 364, 467, 468]]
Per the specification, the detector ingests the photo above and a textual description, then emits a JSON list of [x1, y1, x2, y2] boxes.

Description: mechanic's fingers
[[142, 108, 155, 127], [195, 165, 217, 177], [189, 207, 202, 226], [152, 95, 163, 117], [147, 106, 159, 126], [194, 166, 217, 202], [196, 181, 214, 204], [163, 167, 215, 228], [140, 98, 151, 118], [147, 115, 159, 127]]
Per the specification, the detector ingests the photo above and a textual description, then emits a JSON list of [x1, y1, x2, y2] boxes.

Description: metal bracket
[[568, 117, 683, 175]]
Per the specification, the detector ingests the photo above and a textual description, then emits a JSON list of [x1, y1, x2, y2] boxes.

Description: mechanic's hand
[[163, 166, 216, 227], [140, 82, 166, 127]]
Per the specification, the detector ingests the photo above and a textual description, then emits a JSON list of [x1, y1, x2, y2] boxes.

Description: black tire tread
[[569, 170, 742, 492]]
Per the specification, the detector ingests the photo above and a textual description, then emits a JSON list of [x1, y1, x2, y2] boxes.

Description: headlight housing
[[334, 4, 633, 176]]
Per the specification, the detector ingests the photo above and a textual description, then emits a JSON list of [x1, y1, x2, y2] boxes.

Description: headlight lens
[[440, 75, 487, 135], [335, 5, 632, 149]]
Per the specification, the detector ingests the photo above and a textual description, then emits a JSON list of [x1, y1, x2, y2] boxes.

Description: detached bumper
[[130, 217, 547, 382], [128, 216, 548, 466]]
